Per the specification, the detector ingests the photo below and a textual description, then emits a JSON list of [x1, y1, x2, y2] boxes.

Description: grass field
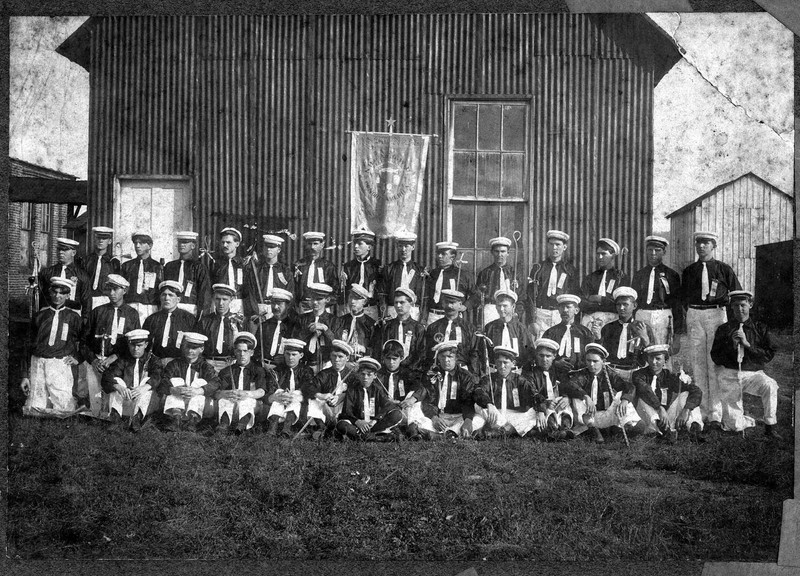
[[6, 334, 795, 568]]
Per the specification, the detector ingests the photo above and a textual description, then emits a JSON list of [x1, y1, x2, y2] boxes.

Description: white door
[[113, 177, 193, 264]]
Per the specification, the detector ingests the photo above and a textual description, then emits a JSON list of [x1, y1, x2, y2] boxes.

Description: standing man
[[474, 237, 516, 326], [527, 230, 581, 339], [82, 226, 121, 311], [293, 231, 340, 305], [542, 294, 595, 377], [341, 226, 382, 320], [710, 290, 781, 438], [210, 227, 246, 314], [121, 231, 163, 326], [381, 230, 425, 321], [581, 238, 628, 339], [600, 287, 655, 383], [631, 236, 683, 356], [680, 230, 740, 427], [425, 241, 473, 325], [372, 287, 426, 371], [39, 237, 90, 314], [243, 233, 295, 323], [163, 231, 211, 317], [482, 289, 534, 368], [216, 332, 270, 435], [142, 281, 198, 365], [197, 284, 245, 373]]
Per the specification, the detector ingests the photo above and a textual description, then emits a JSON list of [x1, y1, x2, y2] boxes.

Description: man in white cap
[[424, 289, 479, 372], [376, 339, 427, 439], [473, 346, 538, 438], [381, 230, 425, 321], [79, 274, 141, 416], [341, 226, 382, 320], [581, 238, 628, 339], [542, 294, 596, 377], [81, 226, 120, 310], [216, 332, 270, 435], [100, 329, 162, 432], [525, 338, 576, 440], [210, 227, 246, 314], [163, 231, 211, 317], [267, 338, 314, 437], [710, 290, 781, 439], [20, 277, 84, 416], [475, 237, 517, 325], [121, 231, 163, 325], [600, 287, 655, 382], [297, 283, 338, 373], [333, 284, 376, 359], [293, 231, 340, 305], [680, 231, 741, 428], [335, 356, 403, 441], [254, 287, 300, 368], [482, 289, 534, 368], [563, 343, 642, 444], [243, 233, 295, 323], [632, 344, 703, 443], [527, 230, 580, 339], [39, 237, 89, 314], [142, 281, 198, 365], [425, 241, 473, 325], [304, 339, 357, 436], [372, 287, 426, 371], [159, 332, 219, 432], [425, 341, 479, 439], [197, 284, 245, 373], [631, 236, 683, 359]]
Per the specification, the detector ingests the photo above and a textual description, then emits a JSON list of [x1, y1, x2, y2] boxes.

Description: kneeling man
[[216, 332, 269, 434], [336, 357, 403, 441]]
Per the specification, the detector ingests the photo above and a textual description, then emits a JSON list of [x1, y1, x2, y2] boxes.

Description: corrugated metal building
[[56, 14, 680, 279], [666, 172, 794, 291]]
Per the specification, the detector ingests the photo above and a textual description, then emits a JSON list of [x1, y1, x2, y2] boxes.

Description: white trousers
[[177, 303, 197, 316], [477, 403, 537, 436], [108, 384, 155, 418], [573, 391, 641, 429], [218, 397, 258, 429], [91, 295, 110, 310], [686, 307, 727, 422], [433, 412, 467, 434], [544, 398, 574, 428], [716, 367, 778, 430], [163, 377, 207, 416], [581, 311, 618, 339], [307, 398, 343, 425], [386, 306, 421, 322], [403, 402, 435, 432], [636, 392, 704, 434], [267, 390, 303, 421], [635, 309, 672, 346], [533, 308, 562, 340], [24, 356, 77, 414], [130, 302, 158, 326]]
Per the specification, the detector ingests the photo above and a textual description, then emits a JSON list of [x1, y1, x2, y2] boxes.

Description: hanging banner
[[350, 131, 430, 238]]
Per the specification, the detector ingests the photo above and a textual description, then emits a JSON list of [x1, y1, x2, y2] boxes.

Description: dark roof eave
[[56, 17, 94, 71], [10, 177, 88, 204]]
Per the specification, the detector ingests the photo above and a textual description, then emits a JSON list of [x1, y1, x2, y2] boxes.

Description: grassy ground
[[6, 335, 795, 565]]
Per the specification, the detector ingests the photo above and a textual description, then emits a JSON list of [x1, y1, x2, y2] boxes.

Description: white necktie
[[559, 325, 572, 357], [185, 364, 194, 386], [266, 265, 274, 293], [501, 377, 508, 413], [307, 261, 316, 287], [161, 312, 172, 348], [349, 315, 358, 344], [701, 262, 709, 301], [401, 263, 409, 288], [434, 270, 444, 303], [597, 270, 607, 297], [216, 316, 225, 354], [439, 373, 449, 409], [544, 372, 554, 399], [178, 260, 185, 286], [445, 320, 454, 340], [591, 375, 598, 404], [397, 321, 404, 343], [737, 323, 745, 365], [309, 315, 319, 353], [227, 259, 235, 288], [547, 264, 558, 297], [289, 369, 296, 391], [358, 260, 365, 286], [617, 322, 628, 359], [646, 267, 655, 304], [363, 389, 371, 419], [501, 324, 511, 348], [60, 265, 67, 279], [335, 371, 344, 394], [388, 373, 395, 398], [270, 320, 281, 357], [48, 308, 60, 346], [110, 307, 119, 345], [499, 267, 507, 291], [651, 374, 658, 394], [137, 259, 145, 294], [237, 367, 245, 390], [133, 359, 140, 388], [93, 254, 102, 290]]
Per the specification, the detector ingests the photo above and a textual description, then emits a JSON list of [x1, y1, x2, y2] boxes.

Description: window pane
[[478, 104, 502, 150], [453, 152, 477, 197], [477, 153, 501, 198], [452, 204, 475, 248], [501, 153, 525, 198], [500, 203, 525, 236], [21, 202, 31, 230], [475, 204, 500, 247], [474, 249, 493, 274], [502, 106, 526, 151], [453, 104, 478, 150], [19, 230, 30, 267]]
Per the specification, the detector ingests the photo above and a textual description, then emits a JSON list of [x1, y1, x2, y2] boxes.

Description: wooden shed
[[56, 14, 680, 279], [666, 172, 794, 291]]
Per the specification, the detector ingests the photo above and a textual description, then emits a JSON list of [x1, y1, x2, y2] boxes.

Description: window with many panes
[[41, 204, 52, 233], [447, 99, 529, 280], [19, 203, 34, 268]]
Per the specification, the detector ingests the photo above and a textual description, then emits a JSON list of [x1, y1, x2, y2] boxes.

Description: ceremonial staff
[[22, 241, 42, 386]]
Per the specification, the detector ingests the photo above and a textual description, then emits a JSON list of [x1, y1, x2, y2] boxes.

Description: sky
[[8, 13, 795, 234]]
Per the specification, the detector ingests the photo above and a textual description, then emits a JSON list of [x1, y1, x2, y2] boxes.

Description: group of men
[[19, 223, 782, 442]]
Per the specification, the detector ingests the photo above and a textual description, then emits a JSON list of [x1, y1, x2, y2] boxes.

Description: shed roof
[[665, 172, 793, 219]]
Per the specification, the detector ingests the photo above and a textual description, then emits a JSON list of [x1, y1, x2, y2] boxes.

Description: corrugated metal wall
[[87, 13, 660, 278], [669, 173, 794, 290]]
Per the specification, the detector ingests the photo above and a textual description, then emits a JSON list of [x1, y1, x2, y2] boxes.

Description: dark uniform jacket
[[632, 366, 702, 412], [332, 313, 375, 358], [197, 312, 245, 359], [304, 366, 357, 398], [710, 317, 775, 372], [296, 310, 338, 368], [527, 259, 581, 311], [293, 256, 340, 302], [600, 318, 656, 369], [210, 255, 246, 299], [39, 263, 90, 313], [422, 366, 478, 419], [482, 318, 534, 366], [380, 259, 426, 309], [342, 256, 383, 308], [242, 261, 296, 318], [31, 306, 83, 360], [542, 321, 596, 374], [101, 352, 163, 394], [424, 316, 480, 371], [159, 357, 220, 396], [372, 316, 426, 371], [217, 362, 273, 394], [142, 308, 198, 359], [474, 263, 517, 305], [425, 265, 474, 312], [81, 251, 121, 299], [339, 382, 399, 423], [581, 268, 629, 315], [474, 372, 536, 412], [680, 259, 741, 309], [256, 314, 302, 364], [80, 302, 141, 363], [376, 366, 423, 403], [631, 263, 684, 333], [525, 364, 566, 411], [163, 258, 211, 314], [563, 366, 634, 412], [274, 363, 315, 395], [121, 256, 163, 307]]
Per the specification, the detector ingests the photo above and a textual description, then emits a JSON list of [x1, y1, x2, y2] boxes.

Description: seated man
[[482, 289, 534, 367], [377, 339, 426, 440], [525, 338, 575, 440], [336, 357, 402, 441], [304, 340, 356, 436], [267, 338, 313, 437], [563, 343, 642, 444], [600, 287, 655, 382], [542, 294, 595, 377], [216, 332, 270, 435], [710, 289, 782, 438], [255, 287, 300, 368], [159, 332, 220, 432], [101, 329, 162, 431], [632, 344, 703, 443], [20, 278, 84, 416], [473, 345, 538, 438], [296, 283, 337, 373], [424, 341, 479, 439]]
